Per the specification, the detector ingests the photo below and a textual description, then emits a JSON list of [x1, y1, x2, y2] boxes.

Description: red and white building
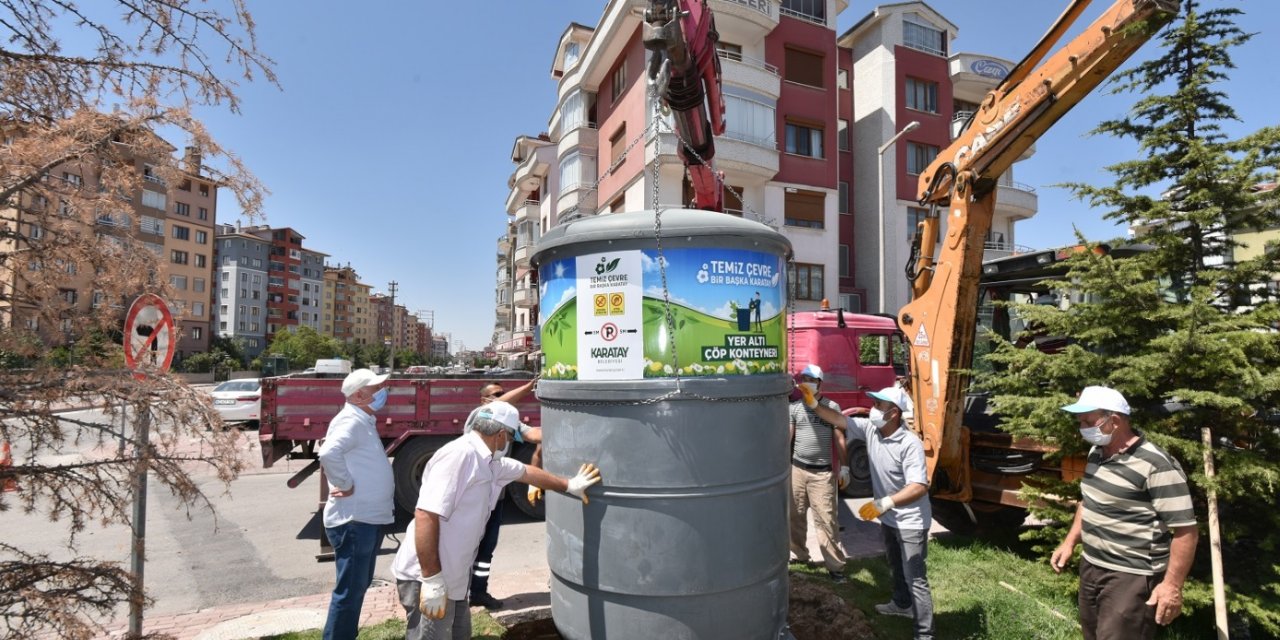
[[494, 0, 1038, 357]]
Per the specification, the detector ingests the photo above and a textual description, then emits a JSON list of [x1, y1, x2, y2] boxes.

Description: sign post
[[122, 294, 174, 639]]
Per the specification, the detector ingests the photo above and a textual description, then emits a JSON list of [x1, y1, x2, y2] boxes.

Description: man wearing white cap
[[807, 385, 934, 639], [391, 401, 602, 640], [317, 368, 393, 640], [789, 363, 849, 583], [1052, 385, 1198, 639]]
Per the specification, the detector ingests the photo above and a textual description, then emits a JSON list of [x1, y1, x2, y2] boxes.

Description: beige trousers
[[788, 465, 847, 573]]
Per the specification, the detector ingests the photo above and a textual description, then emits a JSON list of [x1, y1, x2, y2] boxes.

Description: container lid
[[532, 209, 792, 267]]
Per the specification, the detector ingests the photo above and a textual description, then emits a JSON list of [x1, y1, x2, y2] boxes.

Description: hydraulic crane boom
[[644, 0, 726, 212], [898, 0, 1178, 501]]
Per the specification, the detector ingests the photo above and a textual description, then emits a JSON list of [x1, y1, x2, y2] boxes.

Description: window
[[191, 327, 203, 340], [788, 263, 824, 301], [906, 142, 940, 175], [92, 291, 105, 308], [716, 42, 743, 62], [170, 250, 189, 265], [195, 230, 207, 244], [171, 275, 188, 290], [609, 125, 627, 166], [199, 183, 209, 197], [906, 78, 939, 113], [198, 207, 208, 220], [904, 19, 946, 56], [837, 68, 849, 90], [859, 334, 891, 366], [251, 307, 260, 317], [610, 196, 626, 213], [195, 254, 206, 268], [192, 302, 205, 317], [784, 189, 825, 229], [610, 60, 627, 104], [785, 121, 824, 158], [28, 223, 44, 240], [253, 258, 262, 268], [142, 164, 163, 184], [59, 289, 78, 305], [179, 179, 191, 191], [564, 41, 581, 69], [723, 95, 776, 147], [838, 181, 849, 214], [784, 48, 824, 87], [241, 272, 249, 282], [221, 271, 229, 281], [781, 0, 825, 23], [837, 119, 849, 151], [559, 152, 592, 194], [140, 215, 164, 235], [221, 287, 229, 298], [253, 275, 261, 285], [141, 189, 166, 210], [839, 244, 850, 277], [561, 89, 589, 132], [175, 202, 190, 216], [63, 172, 83, 187], [172, 225, 190, 240]]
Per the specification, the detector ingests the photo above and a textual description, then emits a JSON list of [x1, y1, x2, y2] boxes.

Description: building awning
[[528, 350, 542, 357]]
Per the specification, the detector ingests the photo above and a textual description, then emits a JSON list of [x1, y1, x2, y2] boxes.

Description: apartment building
[[212, 224, 327, 353], [213, 224, 270, 358], [322, 264, 374, 345], [492, 0, 1040, 354], [1, 131, 217, 362], [842, 2, 1037, 312]]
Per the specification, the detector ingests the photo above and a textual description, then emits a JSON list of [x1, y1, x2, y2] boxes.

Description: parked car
[[210, 378, 262, 426]]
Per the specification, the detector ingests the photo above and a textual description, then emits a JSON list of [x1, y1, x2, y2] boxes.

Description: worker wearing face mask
[[1053, 386, 1197, 639], [317, 368, 395, 640], [807, 385, 934, 640]]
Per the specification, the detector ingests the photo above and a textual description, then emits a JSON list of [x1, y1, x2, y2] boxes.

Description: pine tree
[[977, 1, 1280, 634]]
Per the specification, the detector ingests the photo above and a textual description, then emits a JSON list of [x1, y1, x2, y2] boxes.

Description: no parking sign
[[123, 293, 175, 379]]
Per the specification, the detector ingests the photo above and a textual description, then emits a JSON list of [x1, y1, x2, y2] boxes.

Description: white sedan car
[[210, 379, 262, 425]]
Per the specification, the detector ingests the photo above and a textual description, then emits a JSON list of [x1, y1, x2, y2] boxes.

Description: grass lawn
[[795, 533, 1210, 640]]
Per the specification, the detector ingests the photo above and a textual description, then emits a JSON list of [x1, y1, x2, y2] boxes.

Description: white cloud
[[641, 253, 669, 273]]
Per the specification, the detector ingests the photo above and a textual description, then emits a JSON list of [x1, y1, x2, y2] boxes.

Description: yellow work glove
[[838, 466, 851, 490], [858, 497, 896, 521], [418, 572, 447, 619], [799, 383, 818, 409], [528, 485, 543, 503], [566, 463, 602, 504]]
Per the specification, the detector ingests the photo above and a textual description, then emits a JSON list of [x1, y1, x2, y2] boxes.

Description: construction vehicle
[[898, 0, 1178, 530]]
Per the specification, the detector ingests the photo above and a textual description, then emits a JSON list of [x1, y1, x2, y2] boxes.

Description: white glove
[[799, 384, 818, 409], [566, 463, 602, 504], [528, 485, 543, 503], [418, 572, 447, 619], [858, 496, 897, 521], [838, 466, 851, 490]]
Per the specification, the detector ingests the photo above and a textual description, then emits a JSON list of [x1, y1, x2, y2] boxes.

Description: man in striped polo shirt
[[1052, 386, 1198, 639], [789, 364, 850, 582]]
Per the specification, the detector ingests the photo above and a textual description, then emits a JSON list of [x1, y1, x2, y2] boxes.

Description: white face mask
[[800, 382, 819, 396], [1080, 416, 1113, 446], [869, 408, 888, 428]]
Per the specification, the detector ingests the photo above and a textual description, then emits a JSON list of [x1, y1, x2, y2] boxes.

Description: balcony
[[513, 199, 538, 224], [779, 1, 826, 26], [513, 238, 537, 268], [725, 208, 779, 230], [996, 181, 1038, 221], [982, 241, 1034, 263], [653, 130, 778, 182], [949, 53, 1013, 103], [506, 150, 551, 213], [559, 122, 599, 155], [513, 285, 536, 308], [720, 52, 780, 100], [710, 0, 780, 40], [495, 292, 513, 313]]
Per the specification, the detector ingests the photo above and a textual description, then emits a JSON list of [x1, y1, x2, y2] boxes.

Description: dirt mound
[[502, 577, 874, 639], [787, 575, 876, 639]]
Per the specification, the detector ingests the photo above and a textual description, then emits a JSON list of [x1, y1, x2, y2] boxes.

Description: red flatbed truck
[[258, 374, 545, 519]]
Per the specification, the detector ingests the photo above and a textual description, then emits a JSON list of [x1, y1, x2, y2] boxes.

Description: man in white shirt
[[317, 368, 393, 640], [391, 401, 601, 640]]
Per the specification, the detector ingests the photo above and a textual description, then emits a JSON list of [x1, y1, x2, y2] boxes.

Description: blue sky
[[192, 1, 1278, 351]]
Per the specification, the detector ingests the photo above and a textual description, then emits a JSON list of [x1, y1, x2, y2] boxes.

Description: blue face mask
[[368, 388, 388, 412]]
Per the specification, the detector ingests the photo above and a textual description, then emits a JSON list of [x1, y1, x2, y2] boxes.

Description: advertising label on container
[[539, 247, 786, 381]]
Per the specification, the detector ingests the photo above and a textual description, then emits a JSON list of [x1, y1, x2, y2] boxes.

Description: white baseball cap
[[799, 364, 824, 380], [474, 400, 522, 433], [867, 386, 911, 411], [1061, 385, 1130, 415], [341, 368, 389, 397]]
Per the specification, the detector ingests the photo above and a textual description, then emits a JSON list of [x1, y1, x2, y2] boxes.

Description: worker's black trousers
[[470, 499, 504, 597]]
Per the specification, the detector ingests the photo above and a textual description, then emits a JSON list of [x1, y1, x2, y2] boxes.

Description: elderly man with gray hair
[[390, 401, 601, 640]]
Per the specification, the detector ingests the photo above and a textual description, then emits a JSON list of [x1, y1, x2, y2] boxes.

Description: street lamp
[[877, 120, 920, 313]]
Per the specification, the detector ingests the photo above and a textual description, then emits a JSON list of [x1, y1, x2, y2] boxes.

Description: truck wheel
[[505, 442, 546, 521], [930, 497, 1027, 538], [841, 441, 872, 498], [392, 436, 449, 517]]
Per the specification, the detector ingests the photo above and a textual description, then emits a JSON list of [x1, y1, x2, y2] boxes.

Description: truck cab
[[788, 305, 905, 496]]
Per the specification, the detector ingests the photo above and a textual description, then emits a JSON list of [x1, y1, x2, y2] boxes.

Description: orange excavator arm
[[644, 0, 726, 212], [898, 0, 1178, 500]]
